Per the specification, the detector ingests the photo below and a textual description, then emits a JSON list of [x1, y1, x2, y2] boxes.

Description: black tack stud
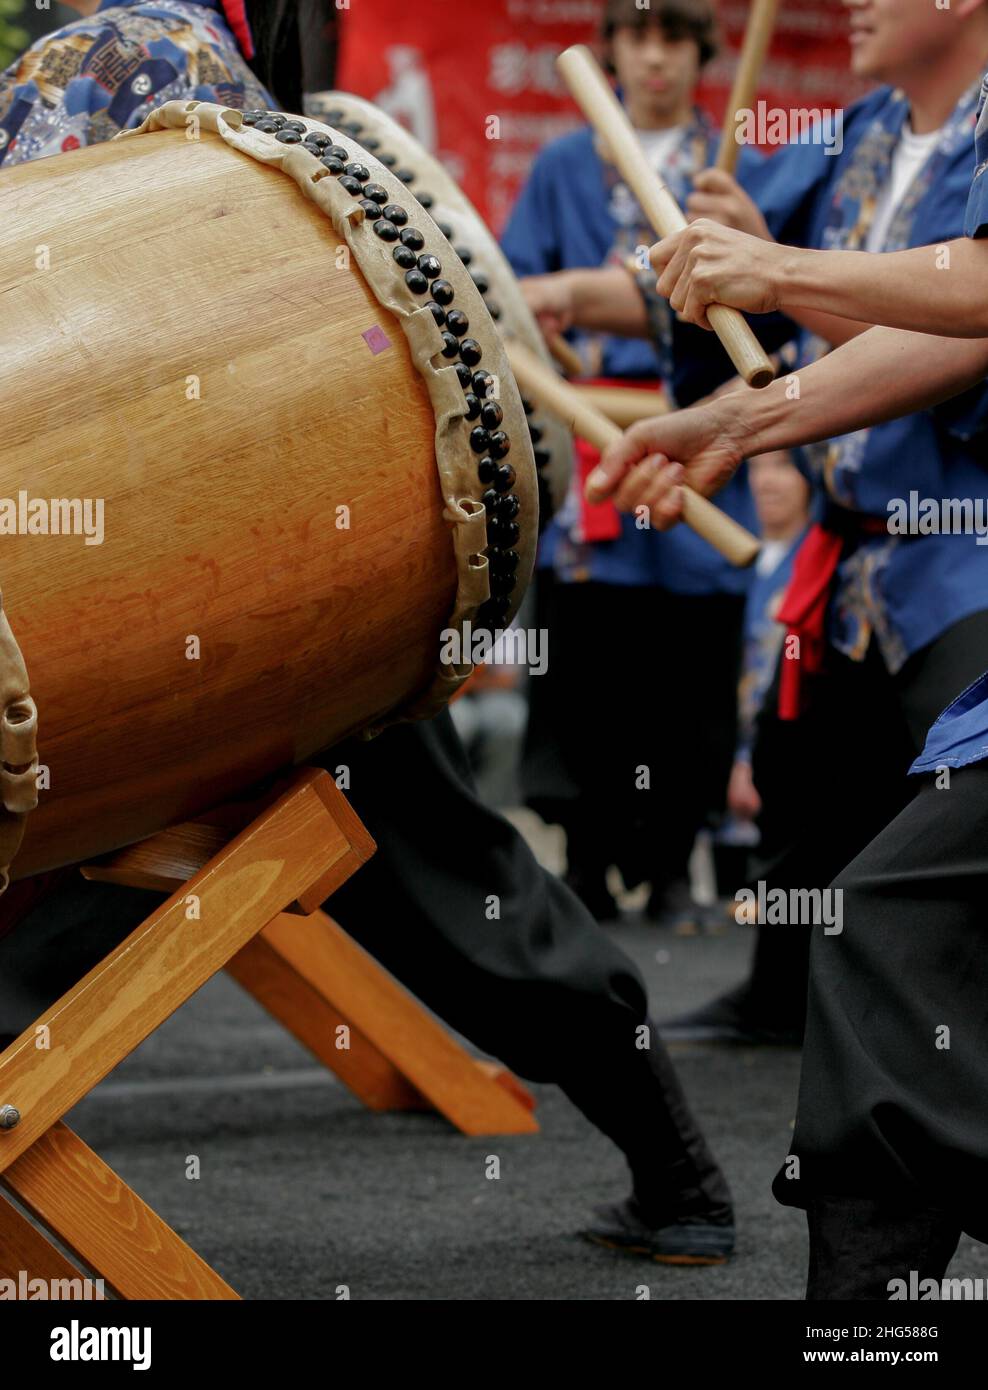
[[459, 338, 483, 367], [472, 370, 494, 397], [480, 401, 503, 429], [488, 546, 520, 574], [327, 145, 350, 162], [363, 137, 380, 151], [254, 118, 280, 134], [393, 245, 417, 269], [489, 570, 517, 597], [487, 303, 502, 321], [471, 271, 490, 294], [399, 227, 425, 251], [476, 597, 510, 629], [477, 457, 497, 484], [437, 222, 454, 238], [534, 447, 551, 468], [425, 301, 446, 326], [396, 168, 415, 183], [463, 393, 481, 420], [432, 279, 455, 306], [373, 218, 399, 241], [405, 268, 429, 294], [418, 192, 434, 208], [242, 112, 262, 126], [446, 309, 469, 337], [266, 114, 287, 130], [418, 254, 442, 279], [455, 363, 473, 390], [306, 131, 330, 149], [488, 431, 510, 459], [454, 246, 473, 265], [440, 332, 460, 359], [338, 175, 364, 196], [363, 183, 388, 204], [379, 152, 397, 168], [343, 120, 364, 135], [521, 397, 534, 416], [382, 203, 408, 226], [492, 462, 516, 493], [320, 155, 345, 174], [344, 162, 370, 182], [284, 119, 306, 134], [470, 427, 491, 454], [322, 108, 344, 123], [275, 129, 302, 144], [482, 488, 499, 514], [529, 423, 543, 443], [488, 517, 521, 548], [495, 493, 520, 520]]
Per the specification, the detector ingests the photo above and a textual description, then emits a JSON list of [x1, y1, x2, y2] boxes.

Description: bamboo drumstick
[[716, 0, 783, 174], [506, 338, 760, 567], [555, 44, 775, 390], [547, 332, 584, 377], [573, 383, 671, 427]]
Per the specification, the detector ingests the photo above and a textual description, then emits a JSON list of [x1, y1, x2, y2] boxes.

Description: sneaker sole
[[583, 1232, 731, 1266]]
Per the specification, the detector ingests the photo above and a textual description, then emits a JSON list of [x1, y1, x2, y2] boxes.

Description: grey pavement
[[47, 904, 985, 1302]]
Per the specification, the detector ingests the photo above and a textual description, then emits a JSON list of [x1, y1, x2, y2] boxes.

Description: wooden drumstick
[[716, 0, 783, 174], [547, 332, 584, 377], [556, 44, 775, 390], [506, 338, 759, 568], [574, 383, 671, 428]]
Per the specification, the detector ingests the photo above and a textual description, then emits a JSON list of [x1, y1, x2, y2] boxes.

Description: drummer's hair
[[246, 0, 304, 113], [600, 0, 719, 69]]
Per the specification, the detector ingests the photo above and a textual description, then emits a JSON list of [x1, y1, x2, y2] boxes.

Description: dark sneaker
[[659, 985, 802, 1046], [582, 1198, 735, 1265]]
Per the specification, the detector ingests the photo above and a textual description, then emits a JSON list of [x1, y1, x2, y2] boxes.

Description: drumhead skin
[[306, 91, 574, 524], [0, 100, 539, 879]]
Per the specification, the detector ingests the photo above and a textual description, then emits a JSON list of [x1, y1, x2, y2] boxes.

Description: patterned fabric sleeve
[[0, 2, 272, 169]]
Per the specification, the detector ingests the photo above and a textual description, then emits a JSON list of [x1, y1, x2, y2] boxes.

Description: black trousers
[[523, 573, 744, 890], [0, 712, 729, 1219], [742, 609, 988, 1032], [773, 762, 988, 1245]]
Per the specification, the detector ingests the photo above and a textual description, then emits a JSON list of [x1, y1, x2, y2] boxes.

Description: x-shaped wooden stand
[[0, 768, 535, 1299]]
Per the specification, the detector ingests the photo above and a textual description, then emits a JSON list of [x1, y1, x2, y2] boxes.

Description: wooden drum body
[[0, 101, 538, 881]]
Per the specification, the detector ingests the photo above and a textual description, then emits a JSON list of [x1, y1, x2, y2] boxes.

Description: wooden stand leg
[[85, 774, 538, 1136], [228, 911, 538, 1135], [0, 770, 376, 1299], [0, 1190, 96, 1293], [1, 1123, 236, 1299]]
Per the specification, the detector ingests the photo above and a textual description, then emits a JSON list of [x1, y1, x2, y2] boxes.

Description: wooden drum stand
[[0, 769, 536, 1300]]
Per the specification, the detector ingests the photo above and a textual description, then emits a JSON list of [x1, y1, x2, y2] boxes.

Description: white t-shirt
[[864, 122, 942, 252]]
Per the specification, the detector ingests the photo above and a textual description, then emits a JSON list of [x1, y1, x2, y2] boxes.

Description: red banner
[[337, 0, 870, 231]]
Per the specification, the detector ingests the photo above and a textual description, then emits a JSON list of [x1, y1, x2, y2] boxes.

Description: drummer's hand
[[686, 170, 772, 239], [649, 220, 789, 328], [520, 272, 576, 340], [584, 397, 746, 530]]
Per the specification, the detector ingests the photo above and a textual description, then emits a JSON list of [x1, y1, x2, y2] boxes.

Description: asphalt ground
[[45, 896, 986, 1303]]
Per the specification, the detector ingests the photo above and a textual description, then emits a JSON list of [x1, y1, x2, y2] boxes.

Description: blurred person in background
[[502, 0, 771, 929], [664, 450, 814, 1045]]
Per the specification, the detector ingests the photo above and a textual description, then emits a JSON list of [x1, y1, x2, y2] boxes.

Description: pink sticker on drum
[[362, 326, 391, 355]]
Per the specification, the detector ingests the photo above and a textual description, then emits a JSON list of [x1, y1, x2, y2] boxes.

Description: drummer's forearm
[[777, 240, 988, 338], [568, 267, 649, 336], [727, 326, 988, 456]]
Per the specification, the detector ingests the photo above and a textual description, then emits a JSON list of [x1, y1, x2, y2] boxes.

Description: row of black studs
[[242, 105, 523, 630], [312, 112, 556, 547]]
